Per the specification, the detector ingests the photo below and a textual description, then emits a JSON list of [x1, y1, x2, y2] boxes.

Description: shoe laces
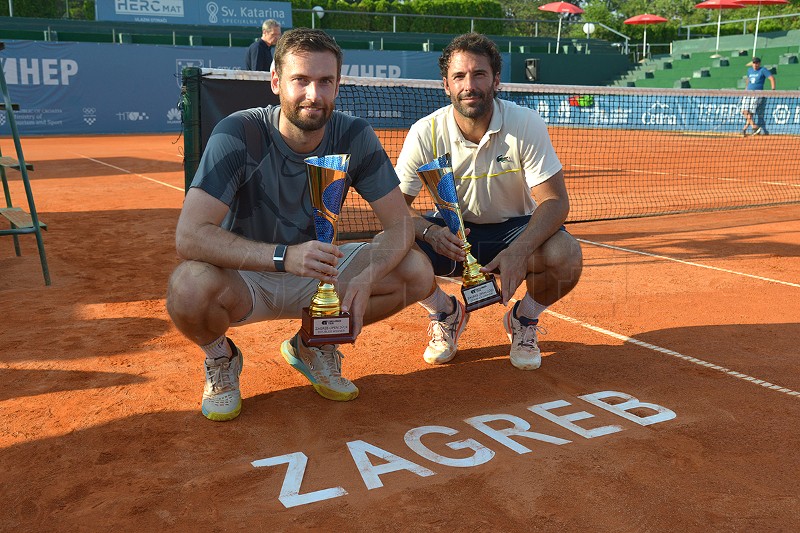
[[514, 321, 546, 350], [427, 311, 456, 347], [309, 344, 344, 377], [206, 356, 236, 393]]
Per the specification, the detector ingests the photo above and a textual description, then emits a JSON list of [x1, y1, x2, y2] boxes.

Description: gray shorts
[[232, 241, 367, 326], [741, 96, 762, 114]]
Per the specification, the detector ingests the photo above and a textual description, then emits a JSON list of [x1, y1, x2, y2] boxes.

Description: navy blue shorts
[[417, 214, 567, 277]]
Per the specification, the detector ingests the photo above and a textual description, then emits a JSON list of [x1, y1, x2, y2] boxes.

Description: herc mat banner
[[95, 0, 293, 28]]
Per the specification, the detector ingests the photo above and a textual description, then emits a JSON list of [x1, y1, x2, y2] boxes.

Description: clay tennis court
[[1, 133, 799, 530]]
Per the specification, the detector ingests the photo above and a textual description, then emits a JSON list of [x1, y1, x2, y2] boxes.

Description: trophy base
[[300, 307, 356, 346], [461, 274, 502, 313]]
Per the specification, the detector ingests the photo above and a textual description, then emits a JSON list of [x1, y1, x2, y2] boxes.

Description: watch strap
[[273, 244, 287, 272]]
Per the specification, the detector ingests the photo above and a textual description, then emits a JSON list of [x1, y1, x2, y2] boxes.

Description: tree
[[2, 0, 95, 19]]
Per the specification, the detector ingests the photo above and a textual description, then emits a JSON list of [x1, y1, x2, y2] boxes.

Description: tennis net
[[335, 77, 800, 238]]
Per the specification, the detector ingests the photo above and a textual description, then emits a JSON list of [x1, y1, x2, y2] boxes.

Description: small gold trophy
[[300, 154, 356, 346], [417, 153, 502, 312]]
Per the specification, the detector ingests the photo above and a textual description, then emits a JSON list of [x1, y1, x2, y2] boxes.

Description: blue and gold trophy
[[300, 154, 356, 346], [417, 153, 502, 312]]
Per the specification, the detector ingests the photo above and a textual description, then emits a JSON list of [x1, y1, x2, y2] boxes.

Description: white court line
[[765, 181, 800, 188], [569, 164, 800, 190], [73, 150, 798, 396], [72, 152, 184, 192], [570, 163, 697, 178], [577, 238, 800, 288], [545, 309, 800, 399]]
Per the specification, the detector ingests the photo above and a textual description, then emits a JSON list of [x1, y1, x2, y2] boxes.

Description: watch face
[[273, 245, 287, 271]]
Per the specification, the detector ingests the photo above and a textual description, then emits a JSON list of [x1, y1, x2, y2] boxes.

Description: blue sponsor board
[[0, 41, 449, 135], [2, 41, 798, 136], [508, 93, 800, 135], [345, 89, 800, 133], [1, 40, 245, 135], [96, 0, 293, 28]]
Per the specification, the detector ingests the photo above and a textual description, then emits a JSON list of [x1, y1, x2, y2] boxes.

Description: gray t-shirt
[[191, 105, 398, 244]]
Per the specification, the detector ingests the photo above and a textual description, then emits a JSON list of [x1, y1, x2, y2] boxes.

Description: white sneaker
[[281, 335, 359, 401], [503, 303, 545, 370], [423, 296, 468, 364], [202, 338, 243, 421]]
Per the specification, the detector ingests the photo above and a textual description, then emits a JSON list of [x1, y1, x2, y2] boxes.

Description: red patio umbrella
[[736, 0, 789, 57], [695, 0, 745, 58], [624, 14, 669, 60], [538, 2, 585, 55]]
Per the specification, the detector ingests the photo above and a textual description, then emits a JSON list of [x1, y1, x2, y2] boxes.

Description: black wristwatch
[[273, 244, 287, 272]]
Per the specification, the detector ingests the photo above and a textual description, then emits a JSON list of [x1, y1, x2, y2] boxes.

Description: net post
[[181, 67, 202, 193]]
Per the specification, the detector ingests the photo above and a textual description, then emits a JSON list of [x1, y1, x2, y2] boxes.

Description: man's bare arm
[[359, 187, 416, 284], [481, 169, 569, 303], [175, 187, 340, 281], [507, 169, 569, 255], [339, 187, 416, 333]]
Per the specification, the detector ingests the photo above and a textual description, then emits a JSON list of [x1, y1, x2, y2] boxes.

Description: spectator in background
[[741, 57, 775, 136], [245, 19, 281, 72]]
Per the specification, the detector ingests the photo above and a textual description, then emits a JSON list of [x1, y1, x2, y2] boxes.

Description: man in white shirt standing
[[395, 32, 583, 371]]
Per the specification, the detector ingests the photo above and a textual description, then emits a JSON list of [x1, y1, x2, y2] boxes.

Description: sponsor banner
[[5, 41, 796, 136], [95, 0, 293, 28], [1, 40, 244, 135], [512, 93, 800, 135], [344, 88, 800, 134], [0, 41, 448, 135]]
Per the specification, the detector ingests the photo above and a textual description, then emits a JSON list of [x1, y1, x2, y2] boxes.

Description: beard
[[450, 88, 494, 119], [282, 99, 334, 132]]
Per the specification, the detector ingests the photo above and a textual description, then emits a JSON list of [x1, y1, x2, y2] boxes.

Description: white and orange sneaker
[[202, 338, 243, 421], [503, 302, 545, 370], [423, 296, 469, 364]]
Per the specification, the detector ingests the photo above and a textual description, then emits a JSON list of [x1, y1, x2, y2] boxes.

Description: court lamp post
[[311, 6, 324, 29], [583, 22, 596, 54]]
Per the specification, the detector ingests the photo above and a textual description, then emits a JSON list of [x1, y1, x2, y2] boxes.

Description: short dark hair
[[274, 28, 342, 77], [752, 57, 761, 64], [438, 33, 502, 80]]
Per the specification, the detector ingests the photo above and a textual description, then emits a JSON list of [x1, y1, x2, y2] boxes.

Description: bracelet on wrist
[[421, 223, 436, 242]]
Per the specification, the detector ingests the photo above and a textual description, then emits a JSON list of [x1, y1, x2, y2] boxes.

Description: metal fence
[[680, 12, 800, 40]]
